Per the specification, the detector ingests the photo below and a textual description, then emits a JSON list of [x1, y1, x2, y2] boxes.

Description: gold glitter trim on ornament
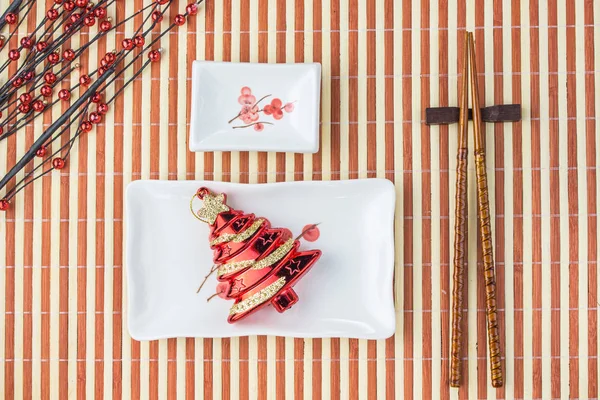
[[229, 277, 287, 316], [196, 192, 230, 225], [217, 259, 256, 277], [216, 238, 295, 277], [210, 218, 264, 246]]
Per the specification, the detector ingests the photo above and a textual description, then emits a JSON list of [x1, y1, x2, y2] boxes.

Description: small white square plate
[[125, 179, 396, 340], [189, 61, 321, 153]]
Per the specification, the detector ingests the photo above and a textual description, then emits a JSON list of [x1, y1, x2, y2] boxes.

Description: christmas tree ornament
[[191, 187, 322, 323]]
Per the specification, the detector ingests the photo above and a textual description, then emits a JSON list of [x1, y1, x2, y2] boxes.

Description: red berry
[[75, 0, 88, 7], [94, 7, 107, 18], [301, 224, 320, 242], [79, 74, 91, 86], [20, 93, 32, 104], [89, 112, 102, 124], [97, 103, 109, 114], [63, 23, 73, 32], [12, 77, 24, 88], [283, 102, 295, 112], [58, 89, 71, 101], [273, 109, 284, 120], [54, 0, 63, 4], [41, 85, 53, 97], [18, 103, 31, 113], [5, 13, 17, 25], [80, 121, 93, 132], [157, 0, 170, 4], [271, 98, 282, 108], [98, 66, 107, 75], [52, 158, 66, 169], [100, 20, 112, 31], [20, 37, 33, 49], [122, 38, 134, 50], [70, 13, 81, 23], [63, 48, 76, 61], [23, 71, 34, 81], [91, 92, 103, 103], [253, 123, 264, 132], [47, 52, 60, 64], [44, 72, 57, 84], [151, 10, 163, 23], [47, 9, 59, 20], [148, 49, 161, 62], [174, 14, 185, 25], [241, 86, 252, 95], [0, 36, 5, 48], [36, 41, 48, 52], [84, 15, 95, 26], [36, 146, 47, 157], [63, 1, 75, 11], [263, 104, 273, 115], [33, 100, 45, 112], [0, 199, 9, 212], [186, 3, 198, 15], [134, 35, 145, 47], [9, 49, 20, 61]]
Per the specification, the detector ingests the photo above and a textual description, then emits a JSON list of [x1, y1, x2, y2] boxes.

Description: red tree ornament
[[192, 188, 322, 323]]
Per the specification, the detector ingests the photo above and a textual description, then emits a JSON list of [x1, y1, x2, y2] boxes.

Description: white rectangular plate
[[189, 61, 321, 153], [126, 179, 396, 340]]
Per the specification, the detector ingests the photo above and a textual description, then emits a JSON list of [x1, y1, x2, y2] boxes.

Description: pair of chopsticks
[[449, 32, 503, 388]]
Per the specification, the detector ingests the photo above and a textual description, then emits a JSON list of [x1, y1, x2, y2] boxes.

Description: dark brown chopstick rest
[[425, 104, 521, 125]]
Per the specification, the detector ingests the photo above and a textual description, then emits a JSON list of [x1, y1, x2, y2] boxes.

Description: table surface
[[1, 0, 599, 399]]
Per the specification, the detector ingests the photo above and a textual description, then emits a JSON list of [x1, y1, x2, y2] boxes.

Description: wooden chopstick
[[449, 30, 470, 388], [467, 32, 503, 388]]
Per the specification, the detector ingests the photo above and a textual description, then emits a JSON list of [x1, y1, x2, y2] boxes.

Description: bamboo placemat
[[1, 0, 599, 398]]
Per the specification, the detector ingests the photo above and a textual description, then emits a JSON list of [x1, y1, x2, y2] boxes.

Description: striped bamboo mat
[[1, 0, 599, 398]]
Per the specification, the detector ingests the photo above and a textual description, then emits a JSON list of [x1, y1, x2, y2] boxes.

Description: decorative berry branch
[[0, 0, 205, 211]]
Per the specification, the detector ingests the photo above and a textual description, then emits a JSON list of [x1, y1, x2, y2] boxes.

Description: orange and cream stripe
[[1, 0, 599, 398]]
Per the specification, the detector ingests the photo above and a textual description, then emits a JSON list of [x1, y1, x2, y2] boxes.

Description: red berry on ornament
[[36, 41, 48, 52], [0, 199, 9, 212], [12, 77, 24, 88], [186, 3, 198, 14], [174, 14, 186, 25], [191, 188, 322, 323], [44, 72, 57, 84], [41, 85, 53, 97], [148, 49, 161, 62], [18, 103, 31, 113], [58, 89, 71, 101], [91, 92, 103, 103], [20, 37, 33, 49], [47, 9, 59, 20], [152, 10, 163, 22], [97, 103, 109, 114], [80, 121, 93, 132], [5, 13, 17, 25], [89, 112, 102, 124], [36, 146, 47, 158], [33, 100, 45, 112], [84, 15, 95, 26], [63, 48, 75, 60], [47, 52, 60, 64], [100, 20, 112, 31], [79, 74, 91, 86], [63, 1, 76, 11], [134, 35, 145, 47], [9, 49, 20, 61], [122, 38, 134, 50], [52, 158, 66, 169], [94, 7, 107, 18], [20, 93, 32, 104]]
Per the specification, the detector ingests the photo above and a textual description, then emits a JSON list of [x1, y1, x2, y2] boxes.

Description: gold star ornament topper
[[196, 191, 230, 225]]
